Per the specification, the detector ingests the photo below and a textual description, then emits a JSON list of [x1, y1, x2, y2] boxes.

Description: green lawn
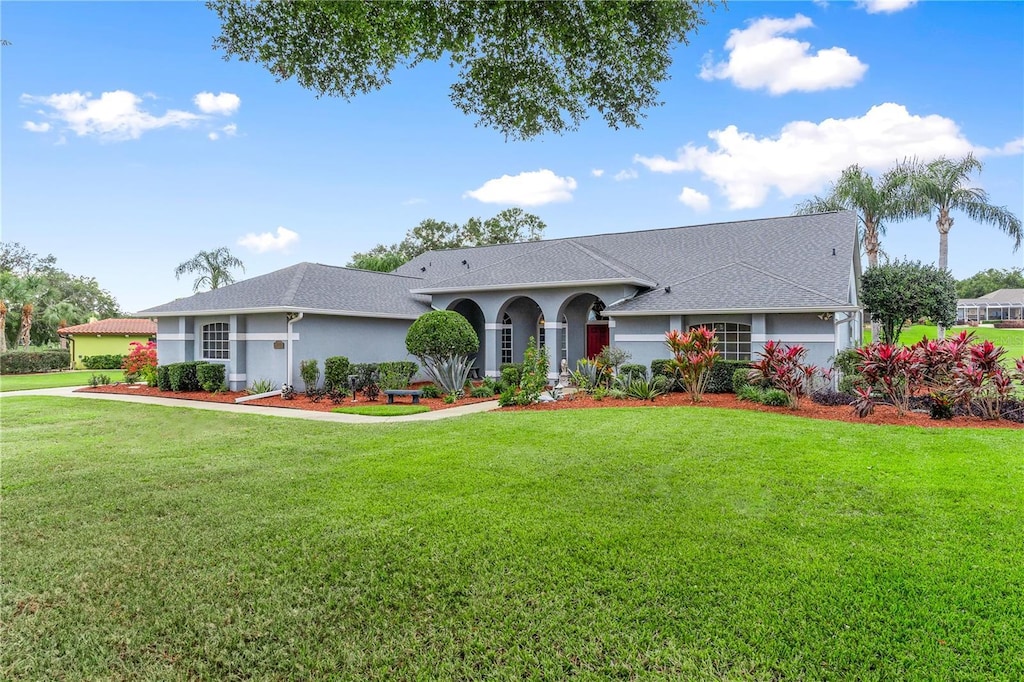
[[865, 324, 1024, 359], [3, 398, 1022, 679], [331, 404, 431, 416], [0, 369, 125, 392]]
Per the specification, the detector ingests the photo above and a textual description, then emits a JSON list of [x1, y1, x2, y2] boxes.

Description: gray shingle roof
[[400, 211, 859, 313], [141, 212, 859, 318], [409, 239, 657, 292], [139, 263, 431, 318]]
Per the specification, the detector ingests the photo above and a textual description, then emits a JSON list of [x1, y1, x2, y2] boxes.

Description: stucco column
[[483, 322, 502, 377]]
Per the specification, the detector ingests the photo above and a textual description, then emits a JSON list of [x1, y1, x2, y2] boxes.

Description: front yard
[[0, 369, 125, 392], [3, 397, 1021, 679]]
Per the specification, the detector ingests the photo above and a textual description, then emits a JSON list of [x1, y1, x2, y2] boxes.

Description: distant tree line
[[0, 242, 121, 351]]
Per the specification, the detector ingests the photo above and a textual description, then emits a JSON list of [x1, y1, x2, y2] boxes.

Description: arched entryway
[[496, 296, 543, 369], [447, 298, 486, 376], [558, 293, 608, 369]]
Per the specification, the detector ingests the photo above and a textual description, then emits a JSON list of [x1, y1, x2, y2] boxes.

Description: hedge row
[[82, 354, 127, 370], [651, 358, 751, 393], [157, 361, 225, 392], [0, 350, 71, 375]]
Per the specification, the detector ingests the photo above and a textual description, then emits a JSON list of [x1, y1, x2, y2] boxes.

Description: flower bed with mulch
[[75, 384, 495, 412], [75, 383, 1024, 428]]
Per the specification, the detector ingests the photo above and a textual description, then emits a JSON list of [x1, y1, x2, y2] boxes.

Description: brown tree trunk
[[17, 303, 33, 348], [0, 301, 7, 353]]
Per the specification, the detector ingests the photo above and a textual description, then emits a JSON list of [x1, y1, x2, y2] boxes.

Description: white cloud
[[979, 137, 1024, 157], [20, 90, 200, 141], [857, 0, 917, 14], [238, 226, 300, 253], [700, 14, 867, 94], [193, 91, 241, 115], [402, 197, 426, 205], [591, 169, 605, 178], [208, 132, 220, 141], [613, 169, 638, 182], [678, 187, 711, 212], [221, 123, 238, 136], [634, 103, 1000, 210], [23, 121, 51, 133], [464, 169, 577, 206]]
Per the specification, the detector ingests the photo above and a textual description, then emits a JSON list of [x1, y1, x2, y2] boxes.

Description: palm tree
[[175, 247, 246, 293], [904, 154, 1022, 336], [795, 164, 914, 341]]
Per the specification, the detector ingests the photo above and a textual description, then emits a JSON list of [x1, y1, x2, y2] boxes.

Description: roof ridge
[[281, 262, 309, 306], [309, 262, 425, 281], [565, 240, 658, 284], [415, 241, 556, 288]]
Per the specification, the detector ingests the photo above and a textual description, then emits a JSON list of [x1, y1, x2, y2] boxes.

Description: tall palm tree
[[175, 247, 246, 293], [795, 164, 914, 341], [904, 154, 1022, 336]]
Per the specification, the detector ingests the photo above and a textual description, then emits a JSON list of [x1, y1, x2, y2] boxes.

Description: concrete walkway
[[1, 387, 502, 424]]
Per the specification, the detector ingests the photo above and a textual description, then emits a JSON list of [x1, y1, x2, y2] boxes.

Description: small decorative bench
[[383, 389, 422, 404]]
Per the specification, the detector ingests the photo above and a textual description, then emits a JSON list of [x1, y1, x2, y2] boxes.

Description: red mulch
[[75, 384, 494, 412], [76, 384, 1021, 429]]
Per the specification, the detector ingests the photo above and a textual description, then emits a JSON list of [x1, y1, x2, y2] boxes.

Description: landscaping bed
[[74, 382, 1023, 428], [75, 383, 496, 411]]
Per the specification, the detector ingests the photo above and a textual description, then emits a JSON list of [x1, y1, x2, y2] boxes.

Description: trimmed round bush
[[731, 367, 751, 393], [406, 310, 478, 359]]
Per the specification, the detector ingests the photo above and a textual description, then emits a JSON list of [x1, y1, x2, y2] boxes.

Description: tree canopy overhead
[[208, 0, 718, 140], [349, 208, 546, 271]]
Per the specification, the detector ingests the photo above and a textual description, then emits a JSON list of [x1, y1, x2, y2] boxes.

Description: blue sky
[[3, 1, 1022, 314]]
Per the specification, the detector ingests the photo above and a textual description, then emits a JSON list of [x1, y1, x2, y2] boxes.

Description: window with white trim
[[691, 322, 751, 361], [202, 322, 230, 360], [501, 313, 513, 365]]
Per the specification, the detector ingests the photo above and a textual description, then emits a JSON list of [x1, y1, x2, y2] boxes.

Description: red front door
[[586, 324, 609, 359]]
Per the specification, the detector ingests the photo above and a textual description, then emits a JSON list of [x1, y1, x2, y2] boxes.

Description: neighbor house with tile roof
[[57, 318, 157, 369], [139, 211, 863, 391]]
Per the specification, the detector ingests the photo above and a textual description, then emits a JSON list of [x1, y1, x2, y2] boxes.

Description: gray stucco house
[[140, 211, 863, 391]]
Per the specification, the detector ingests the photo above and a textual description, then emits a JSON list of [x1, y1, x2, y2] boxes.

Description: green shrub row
[[324, 356, 351, 392], [81, 354, 126, 370], [0, 349, 71, 374], [378, 361, 418, 390], [158, 361, 224, 393], [650, 358, 750, 393]]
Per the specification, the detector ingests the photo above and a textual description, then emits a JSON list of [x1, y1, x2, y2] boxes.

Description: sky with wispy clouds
[[2, 1, 1021, 313]]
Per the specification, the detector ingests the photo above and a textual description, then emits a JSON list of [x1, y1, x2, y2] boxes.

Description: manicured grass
[[3, 398, 1023, 679], [0, 369, 125, 392], [331, 404, 431, 416], [865, 324, 1024, 359]]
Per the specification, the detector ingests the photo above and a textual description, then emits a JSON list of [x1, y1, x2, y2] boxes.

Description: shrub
[[570, 358, 607, 394], [731, 367, 751, 393], [248, 378, 276, 395], [378, 361, 418, 390], [500, 363, 523, 387], [665, 327, 720, 402], [350, 363, 379, 391], [470, 385, 495, 398], [623, 375, 669, 401], [0, 349, 70, 374], [706, 359, 749, 393], [156, 365, 171, 391], [619, 363, 648, 382], [406, 311, 478, 394], [481, 376, 503, 393], [123, 341, 158, 386], [518, 338, 549, 404], [300, 359, 320, 392], [88, 373, 111, 387], [167, 361, 204, 392], [650, 359, 680, 391], [497, 387, 518, 407], [748, 340, 827, 409], [197, 363, 226, 392], [323, 356, 351, 392], [419, 384, 441, 399], [854, 343, 921, 416], [596, 345, 631, 375], [810, 387, 856, 407], [761, 388, 790, 407], [82, 354, 126, 370]]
